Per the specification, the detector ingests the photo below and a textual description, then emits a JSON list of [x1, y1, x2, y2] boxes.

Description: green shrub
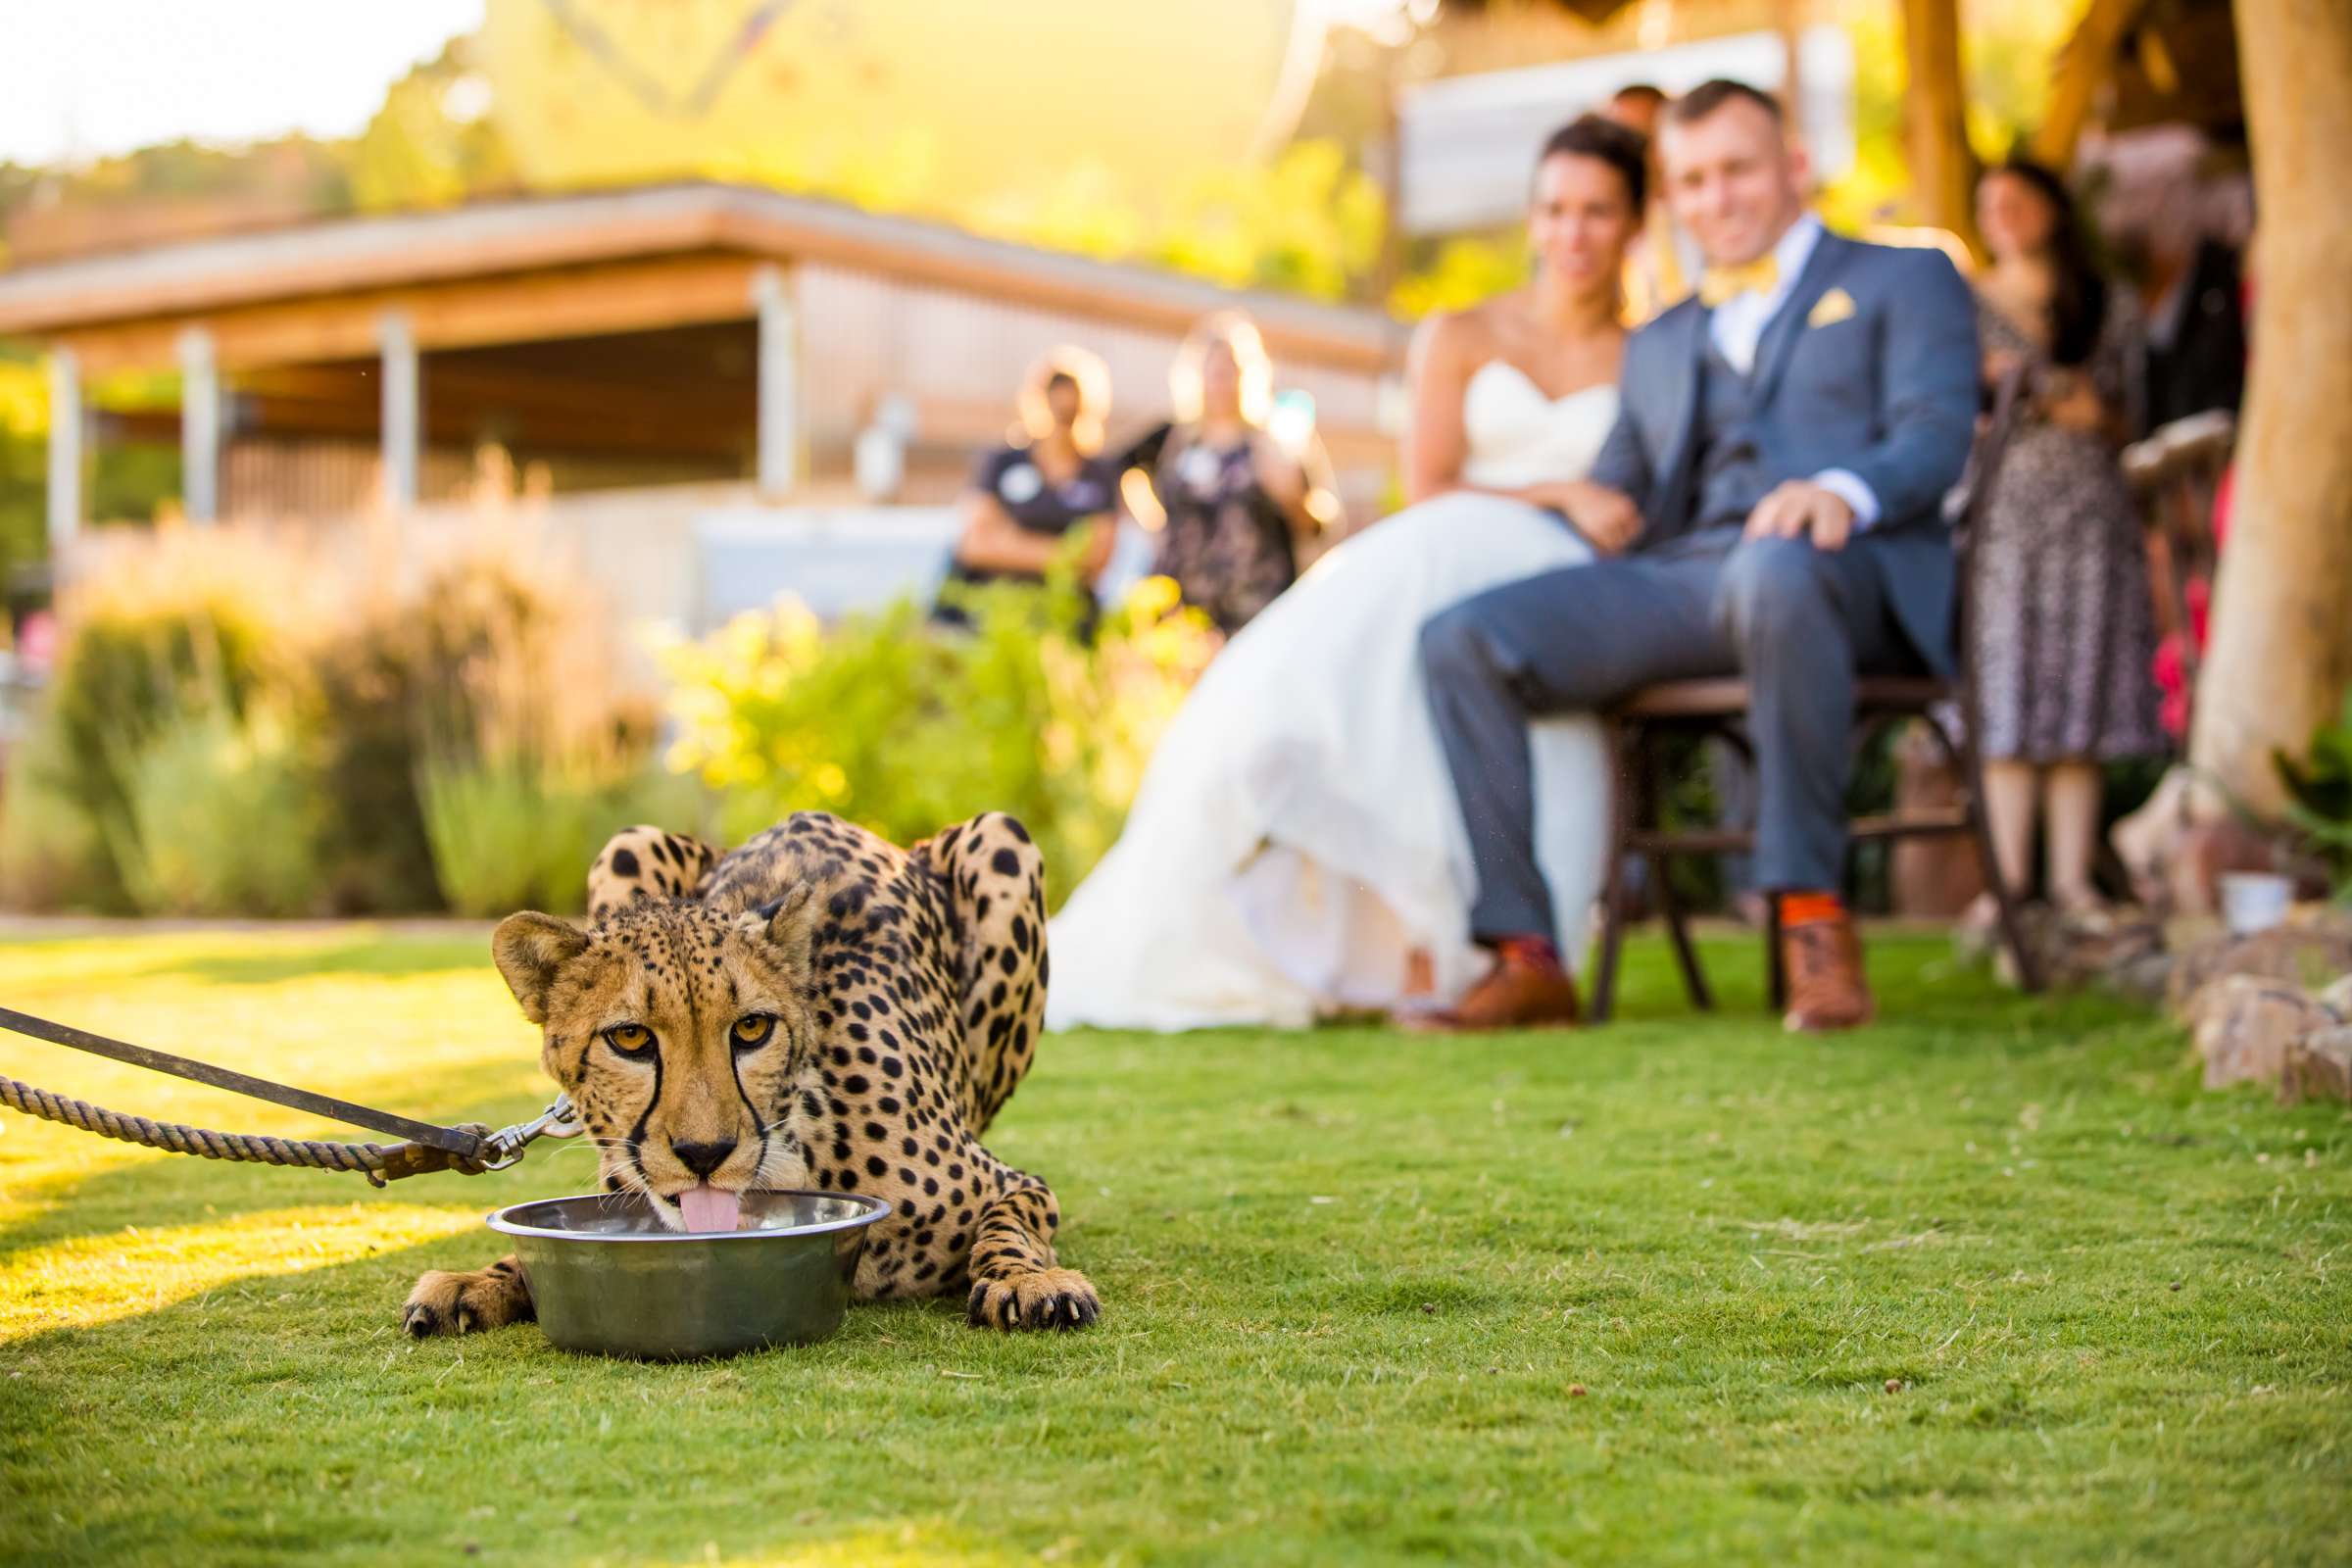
[[29, 556, 278, 906], [0, 510, 660, 918], [659, 569, 1211, 907], [2277, 688, 2352, 897], [0, 717, 117, 912], [110, 701, 324, 918], [416, 756, 593, 917], [310, 542, 654, 913], [417, 759, 704, 917]]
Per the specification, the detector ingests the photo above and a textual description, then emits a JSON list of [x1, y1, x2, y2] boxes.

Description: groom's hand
[[1560, 483, 1642, 556], [1744, 480, 1856, 552]]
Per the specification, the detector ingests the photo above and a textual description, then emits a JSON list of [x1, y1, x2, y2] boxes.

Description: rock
[[2288, 901, 2352, 933], [2111, 765, 2199, 908], [2168, 818, 2292, 918], [2061, 907, 2166, 992], [2168, 923, 2352, 1018], [2317, 972, 2352, 1021], [2108, 769, 2335, 919], [1984, 904, 2167, 995], [2186, 975, 2336, 1091], [2110, 950, 2180, 1005], [2283, 1026, 2352, 1104]]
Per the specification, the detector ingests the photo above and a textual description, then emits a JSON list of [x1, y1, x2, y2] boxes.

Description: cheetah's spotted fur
[[401, 810, 1095, 1337]]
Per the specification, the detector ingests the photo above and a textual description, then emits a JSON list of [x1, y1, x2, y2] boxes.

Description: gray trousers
[[1420, 529, 1913, 943]]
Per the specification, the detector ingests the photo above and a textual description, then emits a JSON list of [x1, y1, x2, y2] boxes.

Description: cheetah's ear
[[753, 883, 819, 991], [492, 911, 590, 1024]]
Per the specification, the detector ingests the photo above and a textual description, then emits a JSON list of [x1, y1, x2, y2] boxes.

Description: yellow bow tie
[[1698, 255, 1781, 308]]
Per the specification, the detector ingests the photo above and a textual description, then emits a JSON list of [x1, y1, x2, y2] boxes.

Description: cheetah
[[401, 809, 1098, 1335]]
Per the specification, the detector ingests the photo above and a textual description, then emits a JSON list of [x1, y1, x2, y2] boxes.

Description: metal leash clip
[[475, 1093, 582, 1172]]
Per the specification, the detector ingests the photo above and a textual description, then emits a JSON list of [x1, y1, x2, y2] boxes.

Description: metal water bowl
[[486, 1191, 889, 1360]]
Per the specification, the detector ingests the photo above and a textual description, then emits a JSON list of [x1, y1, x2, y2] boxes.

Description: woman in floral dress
[[1967, 160, 2167, 925], [1142, 313, 1342, 635]]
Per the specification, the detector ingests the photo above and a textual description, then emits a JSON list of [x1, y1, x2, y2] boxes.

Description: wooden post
[[1372, 44, 1405, 307], [46, 346, 80, 555], [2189, 0, 2352, 818], [379, 308, 419, 511], [754, 265, 800, 497], [1779, 0, 1807, 145], [1899, 0, 1978, 250], [177, 326, 220, 524], [2034, 0, 2138, 170]]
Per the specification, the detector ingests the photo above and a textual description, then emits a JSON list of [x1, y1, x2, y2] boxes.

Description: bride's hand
[[1556, 482, 1642, 555]]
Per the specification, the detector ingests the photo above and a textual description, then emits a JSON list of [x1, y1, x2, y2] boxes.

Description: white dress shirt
[[1703, 214, 1882, 529]]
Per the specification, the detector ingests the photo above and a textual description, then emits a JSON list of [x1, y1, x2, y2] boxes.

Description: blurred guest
[[1140, 312, 1341, 635], [2097, 135, 2248, 433], [1601, 81, 1665, 133], [1602, 82, 1701, 321], [933, 349, 1120, 626], [2138, 232, 2245, 432], [1966, 160, 2167, 927]]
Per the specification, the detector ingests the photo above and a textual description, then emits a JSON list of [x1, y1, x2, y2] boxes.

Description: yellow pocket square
[[1807, 288, 1858, 328]]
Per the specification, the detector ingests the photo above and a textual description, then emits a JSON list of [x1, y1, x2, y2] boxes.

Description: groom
[[1417, 78, 1980, 1033]]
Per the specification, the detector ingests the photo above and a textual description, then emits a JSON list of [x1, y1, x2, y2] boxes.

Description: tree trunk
[[2191, 0, 2352, 819], [1898, 0, 1977, 250]]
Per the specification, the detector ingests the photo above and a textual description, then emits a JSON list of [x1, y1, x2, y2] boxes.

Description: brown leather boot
[[1781, 908, 1875, 1032], [1399, 944, 1581, 1032]]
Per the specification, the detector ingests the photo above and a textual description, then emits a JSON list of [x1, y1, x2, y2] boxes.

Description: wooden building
[[0, 181, 1405, 546]]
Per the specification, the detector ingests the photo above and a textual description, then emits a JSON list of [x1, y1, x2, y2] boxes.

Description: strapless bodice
[[1458, 361, 1620, 493]]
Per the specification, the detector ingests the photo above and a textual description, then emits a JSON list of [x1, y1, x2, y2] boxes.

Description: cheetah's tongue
[[677, 1184, 743, 1233]]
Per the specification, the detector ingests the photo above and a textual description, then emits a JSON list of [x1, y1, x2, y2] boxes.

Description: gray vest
[[1691, 340, 1772, 533]]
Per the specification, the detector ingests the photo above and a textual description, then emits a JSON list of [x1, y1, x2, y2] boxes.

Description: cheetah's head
[[490, 888, 820, 1232]]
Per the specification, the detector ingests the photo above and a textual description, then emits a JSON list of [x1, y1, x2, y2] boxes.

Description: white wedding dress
[[1047, 364, 1618, 1031]]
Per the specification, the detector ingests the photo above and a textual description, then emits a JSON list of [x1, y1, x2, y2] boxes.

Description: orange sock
[[1778, 891, 1844, 926]]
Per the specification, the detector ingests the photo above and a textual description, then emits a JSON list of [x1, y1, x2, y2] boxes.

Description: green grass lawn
[[0, 925, 2345, 1567]]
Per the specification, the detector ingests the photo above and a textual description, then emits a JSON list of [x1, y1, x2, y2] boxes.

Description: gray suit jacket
[[1590, 230, 1980, 675]]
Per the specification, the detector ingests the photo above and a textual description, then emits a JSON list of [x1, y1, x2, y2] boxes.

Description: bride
[[1048, 115, 1647, 1030]]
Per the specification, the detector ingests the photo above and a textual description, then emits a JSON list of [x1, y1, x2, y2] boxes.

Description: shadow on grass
[[113, 933, 490, 987], [0, 1052, 569, 1265], [1286, 932, 2143, 1064], [1593, 929, 2147, 1045], [0, 1218, 1018, 1567], [0, 930, 2336, 1567]]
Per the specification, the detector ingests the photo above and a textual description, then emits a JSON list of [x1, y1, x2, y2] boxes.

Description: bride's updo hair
[[1536, 114, 1647, 214]]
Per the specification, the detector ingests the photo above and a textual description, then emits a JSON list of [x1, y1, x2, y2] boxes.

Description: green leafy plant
[[659, 564, 1212, 908], [109, 697, 325, 918], [415, 755, 596, 917], [24, 538, 283, 908], [417, 760, 702, 918], [0, 714, 115, 912], [1, 500, 660, 917], [312, 537, 653, 913], [2275, 687, 2352, 894]]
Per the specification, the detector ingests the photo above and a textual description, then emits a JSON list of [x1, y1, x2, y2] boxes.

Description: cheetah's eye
[[730, 1013, 778, 1053], [602, 1023, 657, 1059]]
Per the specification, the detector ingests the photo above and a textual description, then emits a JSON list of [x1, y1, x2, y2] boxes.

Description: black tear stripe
[[728, 1032, 771, 1151], [625, 1042, 664, 1194]]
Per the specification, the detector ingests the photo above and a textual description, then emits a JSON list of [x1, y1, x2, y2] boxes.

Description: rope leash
[[0, 1005, 579, 1185]]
